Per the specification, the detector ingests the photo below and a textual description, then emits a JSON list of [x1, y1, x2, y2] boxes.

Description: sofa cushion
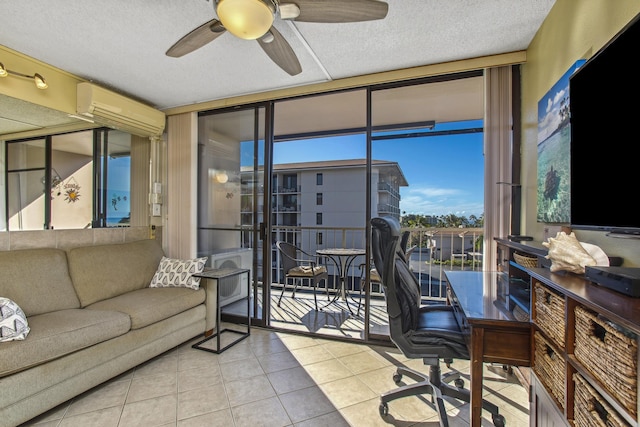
[[0, 308, 130, 377], [0, 248, 80, 316], [149, 256, 208, 290], [0, 297, 30, 342], [67, 239, 164, 307], [86, 287, 206, 329]]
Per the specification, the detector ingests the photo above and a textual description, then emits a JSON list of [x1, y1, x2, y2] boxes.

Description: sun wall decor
[[63, 177, 81, 203]]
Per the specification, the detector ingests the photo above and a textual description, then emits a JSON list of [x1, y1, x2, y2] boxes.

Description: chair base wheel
[[454, 378, 464, 388], [493, 413, 506, 427], [379, 402, 388, 416], [392, 373, 402, 383]]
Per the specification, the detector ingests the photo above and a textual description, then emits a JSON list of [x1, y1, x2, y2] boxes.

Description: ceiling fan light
[[217, 0, 274, 40], [216, 171, 229, 183]]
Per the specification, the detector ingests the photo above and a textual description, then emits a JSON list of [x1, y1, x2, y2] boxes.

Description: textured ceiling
[[0, 0, 556, 136]]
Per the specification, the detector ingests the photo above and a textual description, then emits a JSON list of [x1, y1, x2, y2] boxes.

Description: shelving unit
[[494, 238, 548, 323], [527, 268, 639, 427], [494, 238, 548, 390], [494, 238, 640, 426]]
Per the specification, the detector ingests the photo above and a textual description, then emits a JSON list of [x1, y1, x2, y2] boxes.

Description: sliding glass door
[[271, 89, 368, 338], [369, 74, 485, 339], [197, 106, 271, 327], [195, 72, 485, 342]]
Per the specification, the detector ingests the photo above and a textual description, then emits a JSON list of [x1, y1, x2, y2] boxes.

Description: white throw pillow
[[0, 297, 30, 342], [149, 256, 208, 290]]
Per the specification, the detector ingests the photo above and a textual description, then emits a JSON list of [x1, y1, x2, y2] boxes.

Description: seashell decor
[[542, 231, 597, 274]]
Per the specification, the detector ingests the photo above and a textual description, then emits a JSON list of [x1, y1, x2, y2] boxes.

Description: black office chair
[[357, 230, 415, 316], [371, 216, 505, 427]]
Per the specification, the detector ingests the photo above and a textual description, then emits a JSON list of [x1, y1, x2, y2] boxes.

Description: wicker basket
[[534, 282, 566, 348], [574, 373, 632, 427], [514, 252, 538, 269], [534, 331, 565, 409], [574, 305, 638, 418]]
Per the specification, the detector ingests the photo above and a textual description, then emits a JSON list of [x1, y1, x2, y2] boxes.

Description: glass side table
[[191, 267, 250, 354]]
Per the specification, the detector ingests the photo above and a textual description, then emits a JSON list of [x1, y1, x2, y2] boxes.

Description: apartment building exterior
[[242, 158, 407, 249]]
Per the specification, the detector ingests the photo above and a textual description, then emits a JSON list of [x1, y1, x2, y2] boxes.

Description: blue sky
[[270, 120, 485, 218], [537, 60, 585, 144]]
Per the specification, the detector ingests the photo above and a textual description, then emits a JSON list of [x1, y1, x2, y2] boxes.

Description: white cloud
[[400, 186, 483, 217], [411, 187, 461, 197], [553, 88, 566, 106]]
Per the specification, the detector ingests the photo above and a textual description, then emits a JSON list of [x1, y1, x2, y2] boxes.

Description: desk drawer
[[482, 324, 531, 366]]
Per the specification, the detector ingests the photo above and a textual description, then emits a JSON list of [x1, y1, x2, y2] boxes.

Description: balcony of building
[[275, 185, 302, 194], [376, 181, 400, 199], [226, 225, 484, 339], [275, 204, 302, 212], [376, 203, 401, 216]]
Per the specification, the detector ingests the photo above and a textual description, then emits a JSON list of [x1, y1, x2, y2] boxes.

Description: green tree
[[400, 212, 484, 228]]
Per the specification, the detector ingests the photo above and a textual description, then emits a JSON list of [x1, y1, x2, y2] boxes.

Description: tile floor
[[20, 326, 529, 427]]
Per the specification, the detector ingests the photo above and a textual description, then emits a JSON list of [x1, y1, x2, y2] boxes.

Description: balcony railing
[[376, 203, 401, 215], [377, 182, 400, 199], [275, 204, 301, 212], [269, 225, 483, 302], [275, 186, 301, 193]]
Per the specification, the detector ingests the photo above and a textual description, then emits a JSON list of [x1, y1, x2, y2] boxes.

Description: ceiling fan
[[166, 0, 389, 76]]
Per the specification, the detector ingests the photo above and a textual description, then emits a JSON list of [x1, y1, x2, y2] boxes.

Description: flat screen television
[[569, 12, 640, 238]]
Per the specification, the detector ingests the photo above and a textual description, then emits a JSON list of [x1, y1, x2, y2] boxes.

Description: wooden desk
[[445, 270, 531, 427]]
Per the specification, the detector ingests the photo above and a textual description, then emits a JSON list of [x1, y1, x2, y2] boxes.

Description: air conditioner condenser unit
[[209, 248, 252, 307]]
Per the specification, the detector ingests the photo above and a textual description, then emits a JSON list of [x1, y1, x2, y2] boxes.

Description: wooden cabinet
[[530, 373, 569, 427], [528, 268, 640, 427], [495, 238, 640, 426]]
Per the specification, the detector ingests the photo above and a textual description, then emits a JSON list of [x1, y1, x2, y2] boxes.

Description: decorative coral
[[542, 231, 596, 274]]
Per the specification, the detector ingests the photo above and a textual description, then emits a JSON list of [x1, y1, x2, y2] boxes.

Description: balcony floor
[[267, 289, 391, 339]]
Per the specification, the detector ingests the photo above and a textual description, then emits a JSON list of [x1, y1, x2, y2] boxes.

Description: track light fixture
[[0, 62, 48, 89]]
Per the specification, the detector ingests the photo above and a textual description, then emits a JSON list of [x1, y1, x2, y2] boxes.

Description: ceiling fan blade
[[257, 27, 302, 76], [286, 0, 388, 23], [166, 19, 226, 57]]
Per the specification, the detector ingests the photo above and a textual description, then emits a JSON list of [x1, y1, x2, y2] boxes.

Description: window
[[282, 174, 297, 191], [316, 173, 323, 185], [316, 193, 323, 205], [316, 212, 322, 225], [316, 232, 323, 245]]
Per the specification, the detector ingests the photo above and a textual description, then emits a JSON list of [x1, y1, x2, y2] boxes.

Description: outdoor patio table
[[316, 248, 366, 314]]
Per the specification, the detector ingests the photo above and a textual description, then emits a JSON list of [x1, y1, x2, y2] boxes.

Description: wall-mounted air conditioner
[[76, 82, 166, 137], [209, 248, 252, 307]]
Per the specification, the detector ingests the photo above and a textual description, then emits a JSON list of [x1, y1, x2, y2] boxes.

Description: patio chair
[[276, 241, 329, 311]]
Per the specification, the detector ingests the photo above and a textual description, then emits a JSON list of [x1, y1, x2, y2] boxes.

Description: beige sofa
[[0, 239, 210, 427]]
